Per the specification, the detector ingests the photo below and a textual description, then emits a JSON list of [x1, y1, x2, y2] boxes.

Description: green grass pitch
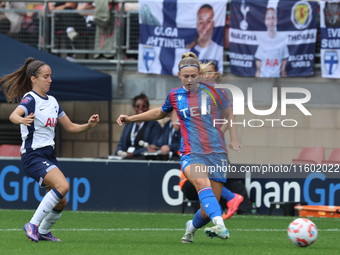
[[0, 209, 339, 255]]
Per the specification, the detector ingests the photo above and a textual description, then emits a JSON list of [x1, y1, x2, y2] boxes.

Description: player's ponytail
[[0, 57, 45, 103]]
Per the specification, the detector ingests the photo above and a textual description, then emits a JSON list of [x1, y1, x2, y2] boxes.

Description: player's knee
[[195, 178, 210, 191], [56, 181, 70, 196]]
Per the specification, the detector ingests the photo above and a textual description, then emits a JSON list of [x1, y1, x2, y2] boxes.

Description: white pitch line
[[1, 209, 340, 221], [1, 228, 339, 232]]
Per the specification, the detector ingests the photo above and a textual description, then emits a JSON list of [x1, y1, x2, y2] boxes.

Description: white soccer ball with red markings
[[287, 218, 318, 247]]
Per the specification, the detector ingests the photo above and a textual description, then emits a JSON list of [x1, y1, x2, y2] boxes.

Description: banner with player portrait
[[320, 0, 340, 78], [229, 0, 318, 77], [138, 0, 227, 76]]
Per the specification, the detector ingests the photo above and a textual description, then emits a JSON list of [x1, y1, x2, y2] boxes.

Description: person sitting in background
[[148, 111, 181, 160], [115, 93, 162, 158]]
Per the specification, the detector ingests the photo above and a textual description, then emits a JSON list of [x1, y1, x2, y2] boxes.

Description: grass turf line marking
[[1, 209, 339, 221], [1, 228, 339, 232]]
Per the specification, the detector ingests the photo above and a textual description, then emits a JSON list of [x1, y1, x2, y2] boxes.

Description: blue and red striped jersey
[[162, 82, 231, 156]]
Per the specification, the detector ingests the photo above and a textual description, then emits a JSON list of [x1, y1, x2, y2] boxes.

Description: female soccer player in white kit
[[0, 57, 100, 242]]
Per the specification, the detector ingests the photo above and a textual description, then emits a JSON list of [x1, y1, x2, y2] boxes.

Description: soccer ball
[[287, 218, 318, 247]]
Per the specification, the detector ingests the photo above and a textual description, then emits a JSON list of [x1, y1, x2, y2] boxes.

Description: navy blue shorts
[[21, 146, 61, 187], [180, 153, 228, 183]]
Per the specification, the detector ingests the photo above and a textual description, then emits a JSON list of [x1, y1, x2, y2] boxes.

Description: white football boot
[[180, 220, 195, 243], [204, 225, 230, 241]]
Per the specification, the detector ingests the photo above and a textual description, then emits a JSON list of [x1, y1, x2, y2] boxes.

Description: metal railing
[[1, 0, 322, 73]]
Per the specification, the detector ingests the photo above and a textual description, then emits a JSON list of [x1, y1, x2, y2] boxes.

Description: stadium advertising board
[[1, 159, 339, 215]]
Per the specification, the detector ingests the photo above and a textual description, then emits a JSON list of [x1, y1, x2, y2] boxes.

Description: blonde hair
[[178, 52, 210, 75]]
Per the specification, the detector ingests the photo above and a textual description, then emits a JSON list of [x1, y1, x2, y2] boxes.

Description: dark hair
[[199, 4, 213, 11], [0, 57, 46, 103], [132, 92, 149, 108]]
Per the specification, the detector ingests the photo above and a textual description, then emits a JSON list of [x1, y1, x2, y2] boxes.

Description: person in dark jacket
[[148, 111, 181, 160], [115, 93, 162, 158]]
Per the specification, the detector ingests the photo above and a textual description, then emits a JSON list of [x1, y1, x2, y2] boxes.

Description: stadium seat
[[322, 148, 340, 165], [0, 144, 21, 157], [292, 147, 325, 165]]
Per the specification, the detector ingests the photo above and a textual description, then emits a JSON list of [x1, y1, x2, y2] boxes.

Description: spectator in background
[[77, 2, 96, 36], [4, 1, 27, 34], [148, 111, 181, 160], [0, 2, 10, 34], [93, 0, 115, 59], [115, 93, 162, 158], [49, 2, 88, 60]]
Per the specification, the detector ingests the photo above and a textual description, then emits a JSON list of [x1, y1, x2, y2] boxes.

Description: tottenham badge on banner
[[320, 0, 340, 78], [138, 0, 227, 76], [229, 0, 318, 78]]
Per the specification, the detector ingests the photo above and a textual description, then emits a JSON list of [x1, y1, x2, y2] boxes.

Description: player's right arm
[[117, 107, 167, 125], [9, 107, 35, 126], [255, 60, 262, 77]]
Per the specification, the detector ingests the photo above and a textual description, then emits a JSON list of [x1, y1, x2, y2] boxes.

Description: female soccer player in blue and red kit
[[117, 52, 242, 243]]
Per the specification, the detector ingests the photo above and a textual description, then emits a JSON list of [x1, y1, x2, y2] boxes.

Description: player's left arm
[[59, 114, 100, 133], [221, 107, 242, 152]]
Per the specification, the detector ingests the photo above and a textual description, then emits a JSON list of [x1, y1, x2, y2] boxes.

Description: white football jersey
[[255, 33, 289, 77], [18, 91, 65, 153], [193, 40, 224, 74]]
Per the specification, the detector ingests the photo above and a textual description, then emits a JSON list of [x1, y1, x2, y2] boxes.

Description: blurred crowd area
[[0, 1, 322, 68], [0, 1, 140, 62]]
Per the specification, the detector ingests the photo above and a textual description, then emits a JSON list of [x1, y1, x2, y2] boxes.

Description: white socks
[[30, 189, 62, 226], [188, 221, 197, 233], [213, 216, 225, 227], [39, 210, 62, 235]]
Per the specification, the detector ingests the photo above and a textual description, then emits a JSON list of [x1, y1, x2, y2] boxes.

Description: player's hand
[[117, 115, 132, 126], [21, 113, 35, 126], [87, 114, 100, 129], [229, 141, 243, 152]]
